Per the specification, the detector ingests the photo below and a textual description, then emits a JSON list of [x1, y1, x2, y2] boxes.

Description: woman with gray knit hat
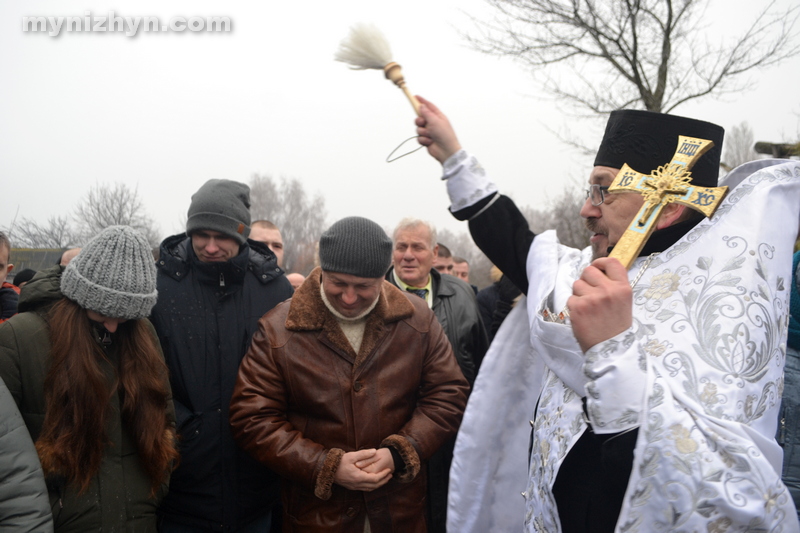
[[0, 225, 179, 533]]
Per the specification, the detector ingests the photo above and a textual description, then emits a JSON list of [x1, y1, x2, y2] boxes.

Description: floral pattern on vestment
[[523, 162, 800, 532]]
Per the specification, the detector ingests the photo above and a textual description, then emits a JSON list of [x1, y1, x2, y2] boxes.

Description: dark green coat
[[0, 266, 175, 533], [0, 376, 53, 532]]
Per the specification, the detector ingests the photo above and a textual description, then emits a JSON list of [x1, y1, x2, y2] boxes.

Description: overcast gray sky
[[2, 0, 798, 243]]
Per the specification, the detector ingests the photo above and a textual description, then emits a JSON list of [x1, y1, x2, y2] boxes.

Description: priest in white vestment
[[413, 96, 800, 533]]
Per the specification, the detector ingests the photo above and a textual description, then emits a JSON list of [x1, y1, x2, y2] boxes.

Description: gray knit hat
[[61, 226, 158, 319], [186, 179, 251, 245], [319, 217, 392, 278]]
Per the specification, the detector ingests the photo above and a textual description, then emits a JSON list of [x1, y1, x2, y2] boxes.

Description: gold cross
[[607, 136, 728, 269]]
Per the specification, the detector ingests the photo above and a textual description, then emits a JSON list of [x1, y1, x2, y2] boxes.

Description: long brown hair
[[36, 298, 179, 495]]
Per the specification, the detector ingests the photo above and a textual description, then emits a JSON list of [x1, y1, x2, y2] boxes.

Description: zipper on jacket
[[219, 273, 225, 287], [101, 330, 112, 347]]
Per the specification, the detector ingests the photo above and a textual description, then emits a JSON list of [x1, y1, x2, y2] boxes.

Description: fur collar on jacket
[[286, 267, 415, 367]]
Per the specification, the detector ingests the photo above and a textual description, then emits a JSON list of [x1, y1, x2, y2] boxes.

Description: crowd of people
[[0, 95, 799, 533]]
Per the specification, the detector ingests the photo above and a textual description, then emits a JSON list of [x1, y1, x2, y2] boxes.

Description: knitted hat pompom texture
[[319, 217, 392, 278], [61, 226, 158, 320], [186, 179, 252, 245]]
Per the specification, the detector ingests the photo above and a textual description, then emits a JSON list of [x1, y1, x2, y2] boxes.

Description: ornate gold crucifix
[[607, 136, 728, 269]]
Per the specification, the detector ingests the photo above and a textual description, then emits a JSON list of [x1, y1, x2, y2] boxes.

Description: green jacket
[[0, 376, 53, 532], [0, 266, 175, 533]]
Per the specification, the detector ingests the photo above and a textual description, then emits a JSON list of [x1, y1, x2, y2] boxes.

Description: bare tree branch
[[467, 0, 799, 115], [520, 181, 591, 250], [73, 183, 161, 247], [4, 216, 76, 249], [249, 174, 328, 274]]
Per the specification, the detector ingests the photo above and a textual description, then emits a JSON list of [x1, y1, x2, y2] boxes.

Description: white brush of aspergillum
[[335, 23, 421, 116]]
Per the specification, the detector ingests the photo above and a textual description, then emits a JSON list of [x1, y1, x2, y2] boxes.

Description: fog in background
[[2, 0, 798, 243]]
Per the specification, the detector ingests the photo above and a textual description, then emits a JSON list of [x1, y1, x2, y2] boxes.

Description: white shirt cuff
[[442, 150, 498, 212]]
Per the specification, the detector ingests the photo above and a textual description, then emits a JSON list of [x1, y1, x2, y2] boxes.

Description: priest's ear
[[656, 203, 689, 230]]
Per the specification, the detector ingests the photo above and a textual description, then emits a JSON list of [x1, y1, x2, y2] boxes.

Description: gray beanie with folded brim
[[61, 225, 158, 319], [319, 217, 392, 278], [186, 179, 251, 245]]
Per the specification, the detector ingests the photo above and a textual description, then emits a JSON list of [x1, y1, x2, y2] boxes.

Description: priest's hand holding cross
[[568, 258, 633, 352], [568, 136, 727, 352]]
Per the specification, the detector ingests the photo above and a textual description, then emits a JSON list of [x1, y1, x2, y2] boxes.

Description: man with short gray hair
[[387, 218, 487, 385], [386, 217, 487, 532], [230, 216, 468, 532]]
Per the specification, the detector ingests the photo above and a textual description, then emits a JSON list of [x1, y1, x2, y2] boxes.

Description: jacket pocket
[[176, 410, 203, 447]]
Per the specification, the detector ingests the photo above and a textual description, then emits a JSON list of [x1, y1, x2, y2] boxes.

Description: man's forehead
[[589, 165, 621, 185], [253, 227, 282, 242], [395, 227, 431, 245]]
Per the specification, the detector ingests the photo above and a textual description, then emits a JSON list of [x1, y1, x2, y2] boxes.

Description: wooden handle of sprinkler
[[383, 62, 421, 116]]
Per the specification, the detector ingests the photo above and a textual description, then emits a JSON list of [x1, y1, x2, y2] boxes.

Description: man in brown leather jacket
[[230, 216, 469, 533]]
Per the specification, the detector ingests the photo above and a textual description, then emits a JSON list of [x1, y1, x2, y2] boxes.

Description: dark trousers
[[159, 512, 271, 533]]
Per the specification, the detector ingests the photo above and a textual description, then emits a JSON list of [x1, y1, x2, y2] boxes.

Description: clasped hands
[[333, 448, 395, 492], [568, 257, 633, 352]]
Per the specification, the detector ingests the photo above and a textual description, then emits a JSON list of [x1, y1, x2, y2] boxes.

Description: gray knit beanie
[[186, 179, 251, 245], [319, 217, 392, 278], [61, 226, 158, 319]]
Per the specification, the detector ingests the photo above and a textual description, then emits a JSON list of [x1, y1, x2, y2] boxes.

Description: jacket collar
[[386, 266, 454, 301], [17, 264, 65, 315], [157, 234, 284, 284], [286, 267, 415, 366], [429, 267, 455, 299]]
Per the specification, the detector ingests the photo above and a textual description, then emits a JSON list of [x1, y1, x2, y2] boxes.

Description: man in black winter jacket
[[151, 179, 293, 532]]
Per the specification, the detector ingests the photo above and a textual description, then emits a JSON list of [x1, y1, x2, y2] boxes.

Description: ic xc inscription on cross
[[607, 135, 728, 269]]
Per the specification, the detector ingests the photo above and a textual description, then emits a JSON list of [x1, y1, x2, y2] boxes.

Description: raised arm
[[416, 96, 535, 293], [415, 96, 462, 164]]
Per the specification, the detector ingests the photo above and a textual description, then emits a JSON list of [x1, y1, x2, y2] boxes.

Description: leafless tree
[[5, 215, 76, 249], [73, 183, 161, 247], [521, 185, 591, 250], [249, 174, 327, 273], [467, 0, 799, 114], [721, 121, 758, 171]]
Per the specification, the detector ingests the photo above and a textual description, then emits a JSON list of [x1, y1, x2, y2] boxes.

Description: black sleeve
[[471, 310, 490, 377], [488, 275, 522, 342], [451, 194, 535, 294]]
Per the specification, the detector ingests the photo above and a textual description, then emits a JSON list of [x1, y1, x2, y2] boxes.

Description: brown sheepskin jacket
[[229, 268, 469, 532]]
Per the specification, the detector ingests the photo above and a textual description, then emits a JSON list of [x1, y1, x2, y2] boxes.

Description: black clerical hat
[[594, 110, 724, 187]]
